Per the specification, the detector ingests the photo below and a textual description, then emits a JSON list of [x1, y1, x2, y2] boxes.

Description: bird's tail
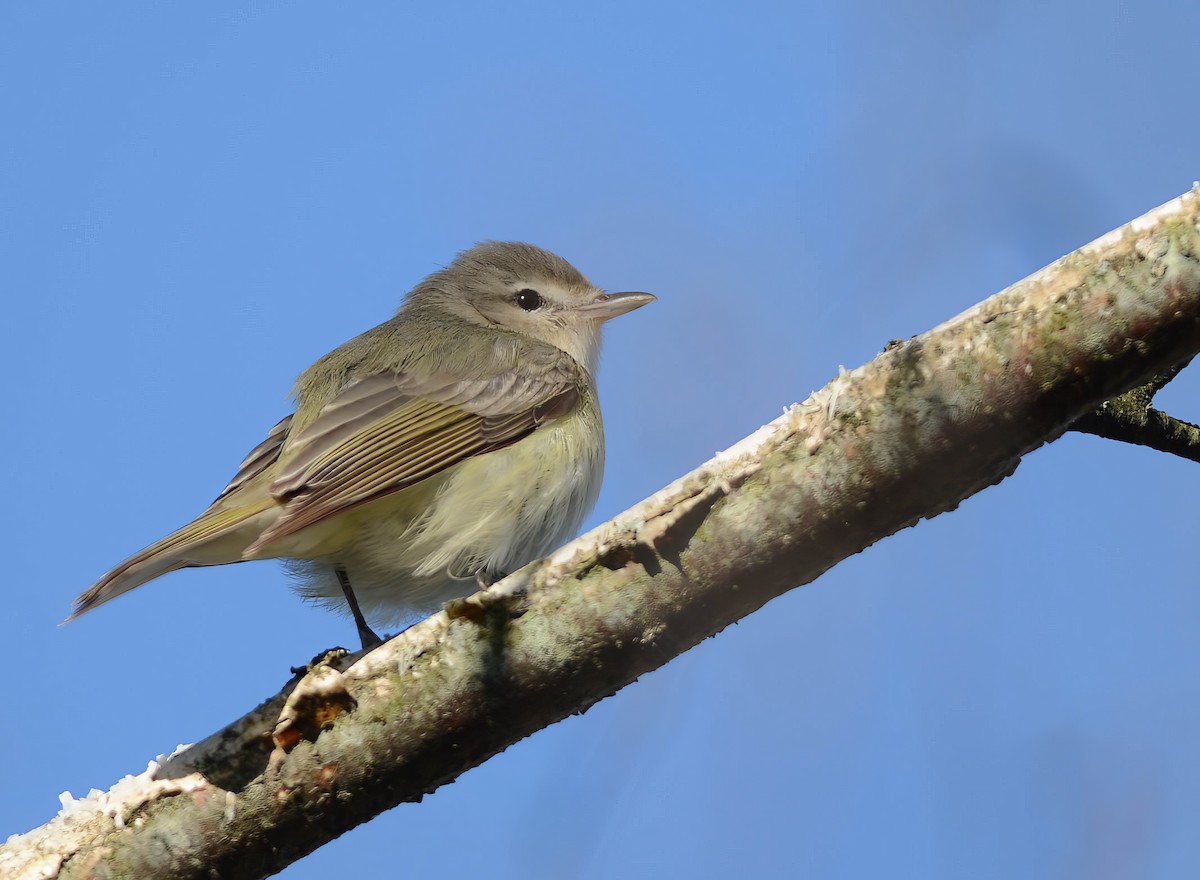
[[67, 498, 276, 621]]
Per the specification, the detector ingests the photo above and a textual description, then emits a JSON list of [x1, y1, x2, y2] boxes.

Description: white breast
[[287, 405, 605, 626]]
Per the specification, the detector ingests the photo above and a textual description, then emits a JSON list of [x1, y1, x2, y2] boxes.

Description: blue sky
[[5, 3, 1200, 878]]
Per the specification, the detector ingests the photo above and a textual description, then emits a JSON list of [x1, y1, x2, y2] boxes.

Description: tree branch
[[7, 188, 1200, 880], [1070, 357, 1200, 462]]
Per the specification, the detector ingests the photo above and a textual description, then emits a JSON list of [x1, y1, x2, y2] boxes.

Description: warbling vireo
[[71, 242, 654, 647]]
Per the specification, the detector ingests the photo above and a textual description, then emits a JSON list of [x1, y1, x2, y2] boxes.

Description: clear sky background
[[5, 3, 1200, 878]]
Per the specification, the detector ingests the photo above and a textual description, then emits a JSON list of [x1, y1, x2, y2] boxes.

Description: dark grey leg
[[336, 567, 382, 649]]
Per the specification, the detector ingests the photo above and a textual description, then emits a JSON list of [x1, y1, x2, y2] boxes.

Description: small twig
[[1071, 357, 1200, 463]]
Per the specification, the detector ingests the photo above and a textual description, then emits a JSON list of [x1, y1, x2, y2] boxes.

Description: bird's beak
[[573, 290, 656, 321]]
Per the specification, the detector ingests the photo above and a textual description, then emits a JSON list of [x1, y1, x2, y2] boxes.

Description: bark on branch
[[1070, 357, 1200, 461], [7, 188, 1200, 880]]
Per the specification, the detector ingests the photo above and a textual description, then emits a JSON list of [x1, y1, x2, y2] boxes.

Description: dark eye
[[515, 288, 542, 311]]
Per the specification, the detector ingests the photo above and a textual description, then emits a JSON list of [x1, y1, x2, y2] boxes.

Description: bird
[[70, 242, 654, 647]]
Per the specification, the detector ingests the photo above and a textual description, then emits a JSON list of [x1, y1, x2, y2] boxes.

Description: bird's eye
[[515, 288, 542, 311]]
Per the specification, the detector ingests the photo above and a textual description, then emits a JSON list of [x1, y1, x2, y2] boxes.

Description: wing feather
[[211, 414, 294, 504], [248, 362, 582, 552]]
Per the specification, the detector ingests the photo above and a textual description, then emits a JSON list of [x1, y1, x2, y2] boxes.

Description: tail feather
[[68, 551, 192, 621], [67, 498, 276, 622]]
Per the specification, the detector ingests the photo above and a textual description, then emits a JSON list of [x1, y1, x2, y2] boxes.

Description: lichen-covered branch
[[7, 188, 1200, 880], [1071, 358, 1200, 462]]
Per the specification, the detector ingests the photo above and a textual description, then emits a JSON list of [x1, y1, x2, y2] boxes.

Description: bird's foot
[[475, 569, 508, 590], [290, 646, 350, 676]]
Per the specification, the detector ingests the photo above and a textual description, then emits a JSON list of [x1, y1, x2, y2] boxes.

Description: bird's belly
[[287, 416, 604, 625]]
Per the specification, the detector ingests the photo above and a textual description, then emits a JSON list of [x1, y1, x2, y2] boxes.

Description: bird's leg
[[335, 567, 382, 649]]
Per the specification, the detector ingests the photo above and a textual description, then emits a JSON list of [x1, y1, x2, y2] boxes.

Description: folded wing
[[247, 363, 581, 552]]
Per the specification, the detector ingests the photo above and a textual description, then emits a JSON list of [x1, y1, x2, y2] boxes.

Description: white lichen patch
[[0, 760, 209, 880]]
